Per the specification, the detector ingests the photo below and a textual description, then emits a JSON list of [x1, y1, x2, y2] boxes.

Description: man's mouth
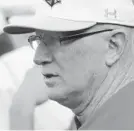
[[43, 73, 59, 79], [42, 73, 60, 88]]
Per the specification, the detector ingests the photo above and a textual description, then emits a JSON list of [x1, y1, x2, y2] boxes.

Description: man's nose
[[33, 44, 53, 65]]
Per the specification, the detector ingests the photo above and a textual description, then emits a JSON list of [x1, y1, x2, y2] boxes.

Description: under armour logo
[[45, 0, 61, 7], [132, 0, 134, 5], [105, 8, 117, 19]]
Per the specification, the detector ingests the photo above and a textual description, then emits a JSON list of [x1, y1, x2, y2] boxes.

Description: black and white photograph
[[0, 0, 134, 130]]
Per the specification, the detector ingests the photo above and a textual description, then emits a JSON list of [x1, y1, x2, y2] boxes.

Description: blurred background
[[0, 0, 38, 54]]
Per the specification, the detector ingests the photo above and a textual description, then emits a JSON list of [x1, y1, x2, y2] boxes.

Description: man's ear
[[105, 29, 127, 67]]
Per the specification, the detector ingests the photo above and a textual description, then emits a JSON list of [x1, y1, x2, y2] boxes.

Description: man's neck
[[74, 61, 134, 126]]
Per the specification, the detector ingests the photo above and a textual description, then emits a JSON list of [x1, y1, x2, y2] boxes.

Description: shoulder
[[87, 81, 134, 130]]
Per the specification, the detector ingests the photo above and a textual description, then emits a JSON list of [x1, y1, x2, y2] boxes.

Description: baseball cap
[[3, 0, 134, 34]]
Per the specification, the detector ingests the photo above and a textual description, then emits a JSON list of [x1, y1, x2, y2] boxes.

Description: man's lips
[[42, 73, 60, 88], [42, 73, 59, 79]]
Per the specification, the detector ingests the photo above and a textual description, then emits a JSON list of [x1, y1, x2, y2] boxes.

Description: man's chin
[[46, 84, 72, 106], [47, 91, 68, 105]]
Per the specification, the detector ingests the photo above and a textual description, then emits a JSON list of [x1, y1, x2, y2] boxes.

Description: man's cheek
[[63, 73, 89, 89]]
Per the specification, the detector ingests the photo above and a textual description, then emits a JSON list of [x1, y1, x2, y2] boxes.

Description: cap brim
[[4, 16, 96, 34]]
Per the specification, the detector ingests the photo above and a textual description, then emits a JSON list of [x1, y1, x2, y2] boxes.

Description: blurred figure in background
[[0, 33, 14, 56], [0, 4, 74, 130], [0, 10, 14, 56]]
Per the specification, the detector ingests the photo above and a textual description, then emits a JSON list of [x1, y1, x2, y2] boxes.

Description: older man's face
[[33, 29, 108, 108]]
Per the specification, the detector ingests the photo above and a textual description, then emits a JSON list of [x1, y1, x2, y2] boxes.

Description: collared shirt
[[69, 81, 134, 130]]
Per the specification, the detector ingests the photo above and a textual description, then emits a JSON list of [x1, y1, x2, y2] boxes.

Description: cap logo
[[132, 0, 134, 5], [105, 8, 117, 19], [45, 0, 61, 7]]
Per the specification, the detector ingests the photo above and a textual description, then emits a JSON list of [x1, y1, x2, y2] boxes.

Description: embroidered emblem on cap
[[45, 0, 61, 7], [132, 0, 134, 5], [105, 8, 117, 19]]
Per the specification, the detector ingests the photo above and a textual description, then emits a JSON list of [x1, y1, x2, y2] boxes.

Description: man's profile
[[3, 0, 134, 130]]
